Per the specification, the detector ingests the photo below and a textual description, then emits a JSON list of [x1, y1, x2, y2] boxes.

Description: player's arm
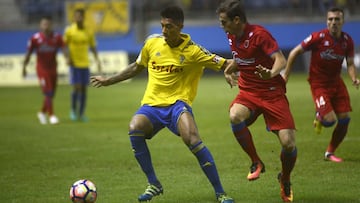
[[255, 50, 286, 80], [62, 29, 72, 66], [60, 46, 71, 66], [346, 57, 360, 89], [222, 59, 238, 88], [283, 44, 305, 82], [22, 50, 32, 78], [22, 39, 34, 78], [90, 46, 102, 73], [90, 62, 145, 87]]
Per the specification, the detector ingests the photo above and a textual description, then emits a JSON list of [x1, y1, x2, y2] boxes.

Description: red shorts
[[37, 69, 57, 94], [310, 80, 351, 116], [230, 91, 296, 131]]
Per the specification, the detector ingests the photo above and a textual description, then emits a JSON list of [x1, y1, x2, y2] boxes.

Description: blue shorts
[[134, 100, 194, 137], [70, 66, 90, 85]]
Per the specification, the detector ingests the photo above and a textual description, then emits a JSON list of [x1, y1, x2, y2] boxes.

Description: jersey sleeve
[[192, 43, 226, 71], [345, 34, 355, 58], [27, 35, 36, 52], [88, 31, 97, 48], [56, 33, 65, 48], [136, 39, 150, 67], [255, 30, 279, 56], [63, 27, 70, 44], [301, 32, 321, 51]]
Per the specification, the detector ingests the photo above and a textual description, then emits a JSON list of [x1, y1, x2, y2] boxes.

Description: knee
[[229, 110, 247, 124], [128, 116, 153, 138], [279, 130, 296, 151], [181, 130, 200, 146]]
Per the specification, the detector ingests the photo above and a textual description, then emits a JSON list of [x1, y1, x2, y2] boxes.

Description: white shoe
[[37, 112, 47, 124], [49, 115, 59, 124]]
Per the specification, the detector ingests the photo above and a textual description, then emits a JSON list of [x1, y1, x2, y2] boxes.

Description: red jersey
[[27, 31, 64, 72], [301, 29, 354, 87], [227, 23, 286, 96]]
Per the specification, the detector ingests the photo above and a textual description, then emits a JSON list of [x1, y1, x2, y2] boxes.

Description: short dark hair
[[217, 0, 247, 23], [328, 7, 344, 15], [160, 6, 184, 24], [41, 16, 52, 21], [75, 8, 85, 16]]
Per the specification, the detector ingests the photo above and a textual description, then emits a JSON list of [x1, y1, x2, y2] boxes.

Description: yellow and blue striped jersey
[[64, 23, 96, 68], [136, 33, 226, 107]]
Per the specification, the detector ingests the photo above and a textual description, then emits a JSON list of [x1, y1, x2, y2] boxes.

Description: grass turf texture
[[0, 73, 359, 203]]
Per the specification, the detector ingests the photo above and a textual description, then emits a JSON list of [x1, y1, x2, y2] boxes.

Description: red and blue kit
[[301, 29, 354, 114], [227, 23, 295, 130], [27, 32, 64, 91], [302, 29, 354, 86], [228, 23, 286, 96]]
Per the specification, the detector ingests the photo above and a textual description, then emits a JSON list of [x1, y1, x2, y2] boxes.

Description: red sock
[[326, 118, 350, 153], [232, 122, 260, 163], [280, 147, 297, 182]]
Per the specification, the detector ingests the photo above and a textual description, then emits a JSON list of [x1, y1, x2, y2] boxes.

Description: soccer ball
[[69, 179, 97, 203]]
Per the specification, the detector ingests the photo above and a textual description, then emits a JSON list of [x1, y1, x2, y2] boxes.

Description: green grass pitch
[[0, 73, 359, 203]]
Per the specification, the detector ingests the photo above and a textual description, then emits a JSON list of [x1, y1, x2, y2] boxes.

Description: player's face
[[74, 11, 84, 24], [161, 18, 183, 47], [40, 19, 52, 34], [218, 13, 242, 36], [327, 11, 344, 37]]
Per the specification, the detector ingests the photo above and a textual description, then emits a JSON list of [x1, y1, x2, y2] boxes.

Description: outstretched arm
[[283, 44, 304, 82], [90, 62, 145, 87], [346, 57, 360, 89]]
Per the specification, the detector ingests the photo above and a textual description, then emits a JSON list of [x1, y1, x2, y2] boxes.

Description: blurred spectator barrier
[[0, 51, 128, 86], [65, 0, 130, 34]]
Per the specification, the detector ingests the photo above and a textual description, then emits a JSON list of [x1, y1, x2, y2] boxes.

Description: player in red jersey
[[23, 16, 69, 125], [284, 7, 359, 163], [217, 1, 297, 202]]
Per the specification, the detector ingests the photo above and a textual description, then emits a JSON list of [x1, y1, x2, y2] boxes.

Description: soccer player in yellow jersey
[[64, 8, 102, 122], [90, 6, 235, 203]]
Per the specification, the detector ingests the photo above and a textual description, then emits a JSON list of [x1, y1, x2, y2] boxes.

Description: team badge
[[342, 42, 347, 49], [156, 52, 161, 56], [244, 40, 249, 48], [324, 41, 329, 46], [179, 55, 185, 64]]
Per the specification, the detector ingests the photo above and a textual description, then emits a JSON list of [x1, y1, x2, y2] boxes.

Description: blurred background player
[[64, 8, 102, 122], [284, 7, 359, 163], [90, 5, 234, 203], [23, 16, 68, 125], [217, 1, 297, 202]]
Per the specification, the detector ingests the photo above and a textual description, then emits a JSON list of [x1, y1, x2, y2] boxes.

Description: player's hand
[[255, 65, 272, 80], [353, 78, 360, 89], [90, 75, 109, 88], [224, 72, 237, 88]]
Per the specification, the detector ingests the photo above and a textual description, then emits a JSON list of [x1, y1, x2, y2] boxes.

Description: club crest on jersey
[[244, 40, 249, 48], [324, 41, 330, 46], [156, 52, 161, 56], [179, 55, 185, 64], [342, 42, 347, 49]]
